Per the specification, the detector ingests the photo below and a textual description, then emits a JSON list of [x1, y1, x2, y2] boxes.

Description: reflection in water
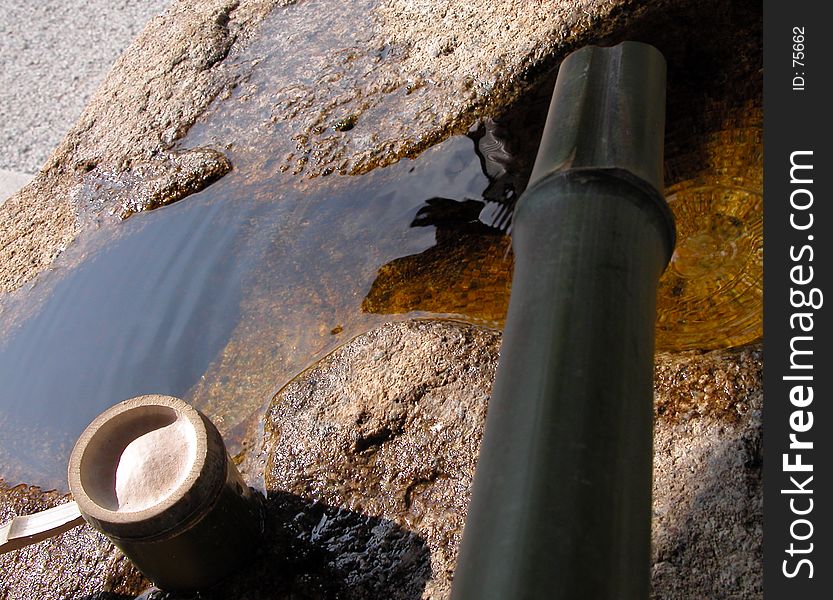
[[363, 197, 511, 324], [0, 135, 515, 489], [0, 103, 766, 490], [0, 105, 765, 488], [0, 199, 249, 486], [357, 119, 527, 325], [469, 120, 524, 232]]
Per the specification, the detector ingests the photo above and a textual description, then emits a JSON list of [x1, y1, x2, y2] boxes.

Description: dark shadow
[[410, 197, 503, 237], [474, 0, 763, 202], [598, 0, 763, 190], [361, 0, 763, 329], [430, 1, 762, 238], [129, 490, 431, 600], [359, 78, 543, 323], [381, 0, 763, 345]]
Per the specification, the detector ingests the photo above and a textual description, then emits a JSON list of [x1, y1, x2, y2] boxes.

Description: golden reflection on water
[[362, 229, 512, 325], [656, 184, 762, 350], [191, 107, 766, 449], [655, 104, 763, 351]]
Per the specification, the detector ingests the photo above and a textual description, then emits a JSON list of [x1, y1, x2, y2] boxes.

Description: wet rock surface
[[0, 0, 287, 293], [362, 225, 512, 324], [654, 345, 763, 422], [76, 148, 232, 220]]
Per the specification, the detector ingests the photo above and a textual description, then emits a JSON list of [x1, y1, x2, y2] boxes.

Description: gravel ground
[[0, 0, 170, 174]]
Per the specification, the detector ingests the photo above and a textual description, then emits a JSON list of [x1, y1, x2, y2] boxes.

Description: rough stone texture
[[0, 0, 747, 294], [654, 345, 763, 423], [0, 1, 170, 174], [0, 174, 79, 294], [0, 0, 290, 293], [652, 346, 763, 598], [652, 405, 763, 598], [202, 0, 633, 179], [264, 320, 499, 599]]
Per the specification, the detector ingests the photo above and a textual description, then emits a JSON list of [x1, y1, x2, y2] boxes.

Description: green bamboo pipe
[[451, 41, 674, 599]]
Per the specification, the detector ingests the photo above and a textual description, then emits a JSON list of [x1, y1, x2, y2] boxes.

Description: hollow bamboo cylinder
[[451, 41, 674, 600], [68, 395, 263, 592]]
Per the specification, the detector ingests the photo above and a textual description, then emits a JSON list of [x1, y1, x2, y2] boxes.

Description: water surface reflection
[[0, 134, 515, 489]]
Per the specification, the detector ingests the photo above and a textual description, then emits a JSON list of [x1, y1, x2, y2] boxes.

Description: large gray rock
[[0, 0, 761, 295], [652, 346, 763, 597], [264, 320, 499, 599]]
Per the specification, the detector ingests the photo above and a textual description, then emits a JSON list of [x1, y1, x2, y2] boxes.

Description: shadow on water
[[0, 120, 542, 489]]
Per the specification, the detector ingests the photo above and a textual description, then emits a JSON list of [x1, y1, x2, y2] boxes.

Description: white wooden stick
[[0, 500, 84, 554]]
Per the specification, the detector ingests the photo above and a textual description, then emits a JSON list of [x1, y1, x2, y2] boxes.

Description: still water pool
[[0, 132, 516, 490]]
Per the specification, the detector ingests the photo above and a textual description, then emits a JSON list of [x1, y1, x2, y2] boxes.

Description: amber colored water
[[0, 105, 766, 491], [656, 183, 763, 350], [655, 111, 763, 351]]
